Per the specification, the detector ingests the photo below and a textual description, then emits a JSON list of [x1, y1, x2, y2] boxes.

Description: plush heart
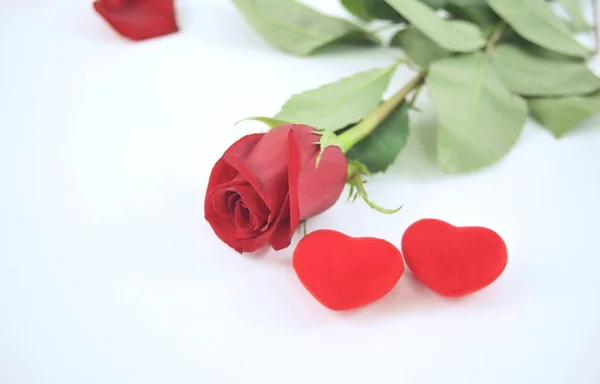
[[93, 0, 179, 41], [401, 218, 508, 297], [293, 229, 404, 311]]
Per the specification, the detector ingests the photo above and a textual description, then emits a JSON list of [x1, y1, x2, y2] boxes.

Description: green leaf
[[489, 44, 600, 97], [528, 93, 600, 137], [235, 116, 292, 129], [517, 40, 586, 62], [340, 0, 405, 22], [486, 0, 590, 58], [444, 0, 499, 28], [556, 0, 590, 32], [446, 0, 480, 4], [231, 0, 377, 56], [410, 0, 448, 8], [423, 0, 447, 8], [500, 31, 587, 62], [390, 25, 458, 67], [274, 63, 398, 131], [346, 102, 410, 173], [342, 0, 446, 22], [426, 51, 528, 173], [384, 0, 485, 52]]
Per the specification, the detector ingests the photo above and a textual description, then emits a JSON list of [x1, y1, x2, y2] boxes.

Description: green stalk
[[337, 71, 426, 154]]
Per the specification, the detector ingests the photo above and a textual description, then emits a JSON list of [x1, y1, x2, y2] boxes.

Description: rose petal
[[204, 134, 265, 249], [228, 185, 269, 224], [270, 129, 302, 250], [205, 134, 264, 194], [223, 126, 292, 216], [211, 190, 233, 219], [270, 126, 348, 250], [206, 212, 245, 251], [233, 201, 251, 230], [231, 194, 291, 253], [101, 0, 128, 11], [206, 154, 291, 253], [291, 126, 348, 220], [211, 183, 271, 238], [227, 194, 238, 217], [93, 0, 179, 41], [210, 190, 258, 240]]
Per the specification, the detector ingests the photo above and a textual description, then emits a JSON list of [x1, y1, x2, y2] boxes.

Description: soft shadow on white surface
[[1, 1, 600, 384]]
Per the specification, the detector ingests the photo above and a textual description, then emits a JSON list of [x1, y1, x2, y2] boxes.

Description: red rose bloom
[[204, 124, 348, 253], [93, 0, 179, 41]]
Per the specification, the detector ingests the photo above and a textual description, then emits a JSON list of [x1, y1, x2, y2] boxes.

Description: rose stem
[[337, 71, 426, 154]]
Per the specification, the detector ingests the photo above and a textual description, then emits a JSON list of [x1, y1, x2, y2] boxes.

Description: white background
[[1, 0, 600, 383]]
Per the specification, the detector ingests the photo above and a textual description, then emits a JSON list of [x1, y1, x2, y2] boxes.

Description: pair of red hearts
[[93, 0, 178, 41], [293, 219, 508, 311]]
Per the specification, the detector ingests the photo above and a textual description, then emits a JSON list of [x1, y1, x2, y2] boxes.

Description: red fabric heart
[[293, 230, 405, 311], [401, 218, 507, 297], [93, 0, 179, 41]]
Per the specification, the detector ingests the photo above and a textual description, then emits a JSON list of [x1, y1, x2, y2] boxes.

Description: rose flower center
[[224, 191, 268, 233]]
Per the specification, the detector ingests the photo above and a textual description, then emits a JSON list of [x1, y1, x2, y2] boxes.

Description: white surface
[[1, 1, 600, 383]]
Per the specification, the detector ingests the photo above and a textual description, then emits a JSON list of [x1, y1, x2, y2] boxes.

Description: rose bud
[[204, 124, 348, 253]]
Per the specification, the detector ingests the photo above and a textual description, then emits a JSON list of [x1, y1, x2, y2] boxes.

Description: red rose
[[93, 0, 179, 41], [204, 124, 348, 253]]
